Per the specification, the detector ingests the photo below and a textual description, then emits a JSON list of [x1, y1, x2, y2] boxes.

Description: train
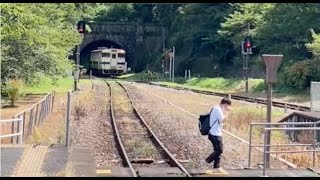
[[90, 47, 130, 76]]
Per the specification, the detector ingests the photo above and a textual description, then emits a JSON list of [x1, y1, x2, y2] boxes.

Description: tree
[[95, 3, 135, 22], [1, 3, 99, 84], [306, 29, 320, 58], [168, 3, 234, 76], [255, 3, 320, 63]]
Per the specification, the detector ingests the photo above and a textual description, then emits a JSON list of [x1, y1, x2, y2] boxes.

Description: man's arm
[[216, 108, 224, 123]]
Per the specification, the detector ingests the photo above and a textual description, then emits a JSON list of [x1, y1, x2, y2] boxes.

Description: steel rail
[[137, 81, 310, 112], [105, 81, 138, 177], [117, 81, 192, 177]]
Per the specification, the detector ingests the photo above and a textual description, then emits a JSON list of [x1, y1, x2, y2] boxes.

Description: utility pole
[[172, 47, 175, 82], [162, 27, 166, 79], [75, 20, 86, 91], [245, 52, 249, 93], [245, 23, 250, 94], [169, 54, 172, 80]]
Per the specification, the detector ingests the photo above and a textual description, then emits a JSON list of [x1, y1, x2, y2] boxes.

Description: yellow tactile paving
[[13, 145, 48, 177]]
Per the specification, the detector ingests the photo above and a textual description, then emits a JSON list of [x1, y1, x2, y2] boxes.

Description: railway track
[[136, 81, 310, 112], [130, 82, 299, 169], [105, 80, 192, 177]]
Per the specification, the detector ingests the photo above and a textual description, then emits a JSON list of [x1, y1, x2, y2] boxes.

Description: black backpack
[[199, 108, 219, 135]]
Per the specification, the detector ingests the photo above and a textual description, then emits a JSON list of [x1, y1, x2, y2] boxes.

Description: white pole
[[169, 56, 172, 80], [172, 47, 175, 82], [188, 69, 191, 79], [185, 70, 187, 79]]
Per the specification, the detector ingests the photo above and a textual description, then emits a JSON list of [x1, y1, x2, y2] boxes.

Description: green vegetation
[[96, 3, 320, 90], [118, 72, 309, 102], [1, 79, 25, 106], [23, 76, 74, 94], [118, 73, 146, 81], [181, 77, 264, 92], [2, 3, 320, 92], [23, 76, 91, 94], [1, 3, 100, 85]]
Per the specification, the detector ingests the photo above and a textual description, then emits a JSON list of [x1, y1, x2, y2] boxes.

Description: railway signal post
[[241, 24, 253, 94], [74, 20, 86, 91], [261, 54, 283, 168], [241, 36, 253, 94]]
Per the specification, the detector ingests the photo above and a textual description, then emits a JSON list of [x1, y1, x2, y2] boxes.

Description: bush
[[281, 58, 320, 89], [2, 78, 25, 106]]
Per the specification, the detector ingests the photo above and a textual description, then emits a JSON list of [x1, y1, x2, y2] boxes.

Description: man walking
[[205, 97, 231, 171]]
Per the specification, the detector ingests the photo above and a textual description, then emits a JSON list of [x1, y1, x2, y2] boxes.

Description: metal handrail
[[250, 121, 320, 126], [251, 144, 313, 147], [262, 125, 320, 176], [248, 121, 320, 168]]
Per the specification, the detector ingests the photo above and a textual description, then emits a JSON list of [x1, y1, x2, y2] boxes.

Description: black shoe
[[205, 158, 212, 164]]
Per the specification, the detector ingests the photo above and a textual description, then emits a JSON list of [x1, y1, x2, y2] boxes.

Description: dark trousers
[[205, 134, 223, 168]]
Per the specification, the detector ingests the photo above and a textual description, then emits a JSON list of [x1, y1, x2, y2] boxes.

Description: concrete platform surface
[[1, 145, 29, 177], [191, 168, 320, 177], [95, 167, 320, 177], [69, 146, 96, 177]]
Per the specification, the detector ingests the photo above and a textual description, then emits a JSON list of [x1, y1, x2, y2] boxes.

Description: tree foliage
[[2, 3, 320, 90], [306, 30, 320, 58], [1, 3, 101, 84]]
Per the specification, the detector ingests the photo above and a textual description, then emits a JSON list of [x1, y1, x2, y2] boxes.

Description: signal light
[[244, 36, 252, 49], [77, 20, 86, 34]]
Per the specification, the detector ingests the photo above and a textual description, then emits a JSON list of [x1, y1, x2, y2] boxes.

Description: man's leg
[[213, 136, 223, 168], [205, 135, 217, 163]]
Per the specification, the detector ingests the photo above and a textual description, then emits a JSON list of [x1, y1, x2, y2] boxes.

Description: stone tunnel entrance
[[79, 40, 125, 73]]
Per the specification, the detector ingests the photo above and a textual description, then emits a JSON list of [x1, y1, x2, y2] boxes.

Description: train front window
[[102, 53, 110, 57], [118, 53, 125, 58], [112, 54, 116, 59]]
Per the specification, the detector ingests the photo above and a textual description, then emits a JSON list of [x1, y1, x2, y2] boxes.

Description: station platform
[[96, 167, 320, 177], [2, 144, 320, 177], [1, 144, 91, 177]]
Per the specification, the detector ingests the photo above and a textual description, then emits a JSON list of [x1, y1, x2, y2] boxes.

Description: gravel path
[[70, 80, 121, 168]]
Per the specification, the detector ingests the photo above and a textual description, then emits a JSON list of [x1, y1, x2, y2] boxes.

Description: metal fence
[[262, 126, 320, 176], [248, 121, 320, 176], [0, 91, 55, 144]]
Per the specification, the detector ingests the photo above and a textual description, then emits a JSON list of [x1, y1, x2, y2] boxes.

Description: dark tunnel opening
[[79, 40, 124, 73]]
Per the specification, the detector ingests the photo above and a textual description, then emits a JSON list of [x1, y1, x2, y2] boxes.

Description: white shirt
[[209, 106, 224, 136]]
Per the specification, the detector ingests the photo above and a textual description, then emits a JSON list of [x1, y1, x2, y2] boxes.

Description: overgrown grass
[[24, 76, 92, 94], [117, 73, 146, 81], [24, 76, 74, 94], [159, 77, 309, 103], [173, 77, 264, 93], [119, 73, 309, 100]]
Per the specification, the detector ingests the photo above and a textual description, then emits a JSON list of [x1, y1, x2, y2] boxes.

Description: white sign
[[73, 69, 79, 80], [310, 82, 320, 112]]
